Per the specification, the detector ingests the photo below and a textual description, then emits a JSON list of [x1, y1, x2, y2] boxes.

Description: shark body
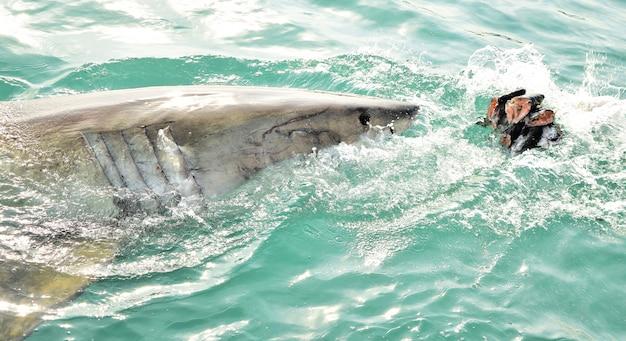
[[0, 86, 418, 340]]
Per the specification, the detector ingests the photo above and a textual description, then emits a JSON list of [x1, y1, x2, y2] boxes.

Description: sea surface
[[1, 0, 625, 340]]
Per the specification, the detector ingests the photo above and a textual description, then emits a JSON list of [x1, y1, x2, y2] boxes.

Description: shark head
[[182, 90, 419, 194], [254, 96, 419, 156]]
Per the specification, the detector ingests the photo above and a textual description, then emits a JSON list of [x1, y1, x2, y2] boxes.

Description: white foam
[[188, 320, 250, 341], [461, 45, 626, 141]]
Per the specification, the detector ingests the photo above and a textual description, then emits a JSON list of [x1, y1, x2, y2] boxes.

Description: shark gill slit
[[121, 127, 171, 196], [163, 126, 204, 197], [144, 126, 176, 189], [100, 131, 149, 193], [81, 132, 124, 188], [144, 125, 202, 197]]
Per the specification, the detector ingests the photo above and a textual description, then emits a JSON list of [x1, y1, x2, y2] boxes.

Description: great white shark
[[0, 85, 418, 339]]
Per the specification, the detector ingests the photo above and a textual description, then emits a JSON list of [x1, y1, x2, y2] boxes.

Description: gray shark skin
[[0, 86, 418, 340], [2, 85, 418, 200]]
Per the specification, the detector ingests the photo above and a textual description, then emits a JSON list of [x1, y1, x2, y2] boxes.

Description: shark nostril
[[359, 112, 371, 125]]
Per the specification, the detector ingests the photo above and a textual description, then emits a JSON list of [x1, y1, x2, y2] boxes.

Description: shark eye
[[358, 112, 371, 125]]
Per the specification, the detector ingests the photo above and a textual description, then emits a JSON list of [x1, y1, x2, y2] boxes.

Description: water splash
[[1, 46, 624, 339]]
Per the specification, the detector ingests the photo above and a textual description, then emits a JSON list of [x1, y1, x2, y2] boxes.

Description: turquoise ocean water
[[1, 0, 625, 339]]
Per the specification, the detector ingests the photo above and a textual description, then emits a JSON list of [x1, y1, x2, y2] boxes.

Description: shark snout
[[374, 104, 419, 134], [357, 103, 418, 131]]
